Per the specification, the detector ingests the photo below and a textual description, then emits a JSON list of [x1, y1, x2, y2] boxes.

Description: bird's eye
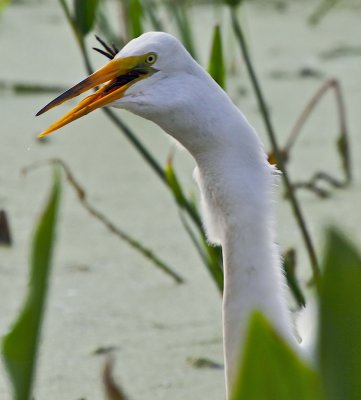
[[145, 53, 157, 65]]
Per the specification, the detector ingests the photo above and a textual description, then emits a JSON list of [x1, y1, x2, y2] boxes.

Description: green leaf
[[74, 0, 99, 36], [128, 0, 143, 39], [231, 312, 323, 400], [2, 169, 61, 400], [308, 0, 339, 25], [142, 0, 163, 32], [0, 0, 11, 12], [224, 0, 243, 7], [165, 158, 186, 207], [165, 158, 223, 292], [169, 4, 197, 60], [283, 248, 306, 308], [208, 25, 226, 89], [319, 228, 361, 400]]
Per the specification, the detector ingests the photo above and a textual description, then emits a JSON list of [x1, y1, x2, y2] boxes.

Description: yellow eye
[[145, 53, 157, 65]]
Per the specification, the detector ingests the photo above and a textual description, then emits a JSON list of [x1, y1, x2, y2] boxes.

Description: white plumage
[[37, 31, 298, 398]]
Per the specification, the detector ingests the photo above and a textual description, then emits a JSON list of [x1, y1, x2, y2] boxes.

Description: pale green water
[[0, 1, 361, 399]]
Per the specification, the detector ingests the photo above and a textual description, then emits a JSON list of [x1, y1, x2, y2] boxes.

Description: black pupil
[[148, 56, 154, 63]]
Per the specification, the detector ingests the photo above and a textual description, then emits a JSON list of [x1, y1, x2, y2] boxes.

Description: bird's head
[[36, 32, 194, 138]]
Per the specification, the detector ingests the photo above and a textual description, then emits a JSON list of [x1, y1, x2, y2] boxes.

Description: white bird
[[37, 32, 298, 398]]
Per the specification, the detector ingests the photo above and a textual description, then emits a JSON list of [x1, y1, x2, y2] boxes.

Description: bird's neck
[[193, 130, 297, 397], [221, 199, 296, 395], [153, 78, 297, 396]]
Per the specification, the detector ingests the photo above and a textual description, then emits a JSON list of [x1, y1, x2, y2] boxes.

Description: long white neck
[[144, 68, 297, 398], [194, 130, 297, 397]]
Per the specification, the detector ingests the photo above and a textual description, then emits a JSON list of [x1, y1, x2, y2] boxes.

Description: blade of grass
[[308, 0, 340, 25], [128, 0, 143, 39], [95, 2, 125, 49], [165, 155, 187, 208], [165, 155, 223, 291], [283, 248, 306, 308], [208, 25, 226, 89], [59, 0, 82, 46], [168, 2, 198, 60], [2, 168, 61, 400], [143, 0, 164, 31]]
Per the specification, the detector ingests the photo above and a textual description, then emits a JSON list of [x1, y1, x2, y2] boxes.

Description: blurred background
[[0, 0, 360, 399]]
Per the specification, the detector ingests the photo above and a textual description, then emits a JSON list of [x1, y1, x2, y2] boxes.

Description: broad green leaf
[[74, 0, 99, 36], [2, 169, 61, 400], [319, 228, 361, 400], [231, 312, 323, 400], [128, 0, 143, 39], [208, 25, 226, 89]]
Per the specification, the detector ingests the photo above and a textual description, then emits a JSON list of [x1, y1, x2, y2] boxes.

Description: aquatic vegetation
[[3, 175, 361, 399], [1, 1, 359, 399], [2, 169, 61, 400]]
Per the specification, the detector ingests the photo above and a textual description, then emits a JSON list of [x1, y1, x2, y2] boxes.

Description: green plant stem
[[284, 78, 351, 184], [58, 0, 82, 47], [23, 159, 184, 285], [180, 212, 223, 292], [230, 11, 321, 288]]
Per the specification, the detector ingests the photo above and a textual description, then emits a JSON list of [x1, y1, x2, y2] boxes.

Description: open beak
[[36, 56, 155, 138]]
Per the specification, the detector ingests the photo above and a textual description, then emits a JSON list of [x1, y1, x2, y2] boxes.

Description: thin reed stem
[[284, 79, 351, 183], [23, 159, 185, 284]]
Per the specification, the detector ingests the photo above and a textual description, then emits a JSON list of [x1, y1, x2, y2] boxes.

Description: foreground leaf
[[319, 228, 361, 400], [2, 169, 61, 400], [0, 0, 10, 12], [231, 312, 323, 400]]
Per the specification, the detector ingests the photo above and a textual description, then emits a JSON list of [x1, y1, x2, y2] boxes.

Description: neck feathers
[[194, 130, 296, 396]]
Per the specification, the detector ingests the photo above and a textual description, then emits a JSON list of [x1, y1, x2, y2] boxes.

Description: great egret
[[37, 32, 297, 397]]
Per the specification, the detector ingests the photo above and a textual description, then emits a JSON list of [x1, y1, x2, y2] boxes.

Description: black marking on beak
[[104, 70, 148, 94]]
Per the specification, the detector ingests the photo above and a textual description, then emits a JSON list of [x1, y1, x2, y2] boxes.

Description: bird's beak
[[36, 56, 155, 138]]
